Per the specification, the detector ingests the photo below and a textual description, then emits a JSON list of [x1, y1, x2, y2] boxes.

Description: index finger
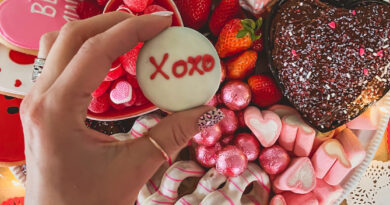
[[49, 13, 173, 115]]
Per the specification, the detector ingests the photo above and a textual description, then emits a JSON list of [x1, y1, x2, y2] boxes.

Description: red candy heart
[[92, 81, 111, 98], [120, 43, 143, 75], [104, 64, 124, 81], [88, 92, 111, 114]]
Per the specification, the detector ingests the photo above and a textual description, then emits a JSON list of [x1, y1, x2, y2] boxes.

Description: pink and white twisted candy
[[141, 161, 205, 205], [176, 168, 226, 205], [201, 163, 270, 205]]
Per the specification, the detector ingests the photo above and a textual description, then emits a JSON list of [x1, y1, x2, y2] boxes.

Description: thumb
[[148, 106, 221, 157], [104, 106, 223, 201]]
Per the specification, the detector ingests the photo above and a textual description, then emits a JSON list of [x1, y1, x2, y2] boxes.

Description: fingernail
[[197, 108, 225, 130], [151, 11, 174, 17]]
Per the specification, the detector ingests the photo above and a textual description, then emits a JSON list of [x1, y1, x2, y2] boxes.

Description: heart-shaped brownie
[[265, 0, 390, 131]]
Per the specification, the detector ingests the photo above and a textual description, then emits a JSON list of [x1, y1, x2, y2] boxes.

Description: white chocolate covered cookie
[[136, 27, 221, 112]]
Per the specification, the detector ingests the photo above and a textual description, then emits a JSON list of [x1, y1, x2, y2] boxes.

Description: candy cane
[[176, 168, 226, 205], [142, 161, 205, 205], [200, 163, 270, 205]]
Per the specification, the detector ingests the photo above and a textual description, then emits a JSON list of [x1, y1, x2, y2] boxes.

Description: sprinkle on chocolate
[[360, 48, 365, 56], [328, 21, 336, 29], [271, 0, 390, 130]]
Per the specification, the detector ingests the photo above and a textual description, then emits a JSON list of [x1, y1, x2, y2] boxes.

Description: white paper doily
[[347, 160, 390, 205]]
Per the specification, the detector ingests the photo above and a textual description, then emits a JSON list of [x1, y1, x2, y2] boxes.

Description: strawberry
[[215, 18, 262, 58], [174, 0, 212, 30], [120, 43, 143, 75], [96, 0, 108, 6], [248, 75, 282, 107], [252, 37, 263, 52], [221, 61, 227, 82], [226, 50, 257, 79], [77, 0, 103, 19], [123, 0, 149, 12], [209, 0, 241, 36], [143, 5, 167, 14]]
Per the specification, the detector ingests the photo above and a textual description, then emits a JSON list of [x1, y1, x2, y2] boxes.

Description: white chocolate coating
[[137, 27, 221, 112], [200, 163, 270, 205], [142, 161, 205, 205], [176, 168, 226, 205]]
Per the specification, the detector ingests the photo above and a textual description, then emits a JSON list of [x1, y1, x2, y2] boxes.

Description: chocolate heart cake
[[267, 0, 390, 131]]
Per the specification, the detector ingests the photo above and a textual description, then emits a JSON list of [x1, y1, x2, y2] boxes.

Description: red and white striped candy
[[176, 168, 226, 205], [201, 163, 270, 205], [142, 161, 205, 205]]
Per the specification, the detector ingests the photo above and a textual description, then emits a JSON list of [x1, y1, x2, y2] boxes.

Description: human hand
[[20, 11, 219, 205]]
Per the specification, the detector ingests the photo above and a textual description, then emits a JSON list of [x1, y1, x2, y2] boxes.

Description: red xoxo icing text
[[149, 53, 215, 80]]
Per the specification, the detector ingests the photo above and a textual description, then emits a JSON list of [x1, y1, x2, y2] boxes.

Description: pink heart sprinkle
[[359, 48, 365, 56], [291, 50, 297, 56], [110, 80, 132, 104], [328, 22, 336, 29], [363, 69, 369, 75], [376, 50, 383, 57], [352, 10, 356, 15]]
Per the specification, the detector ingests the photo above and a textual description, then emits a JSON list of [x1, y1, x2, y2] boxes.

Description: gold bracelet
[[148, 136, 170, 162]]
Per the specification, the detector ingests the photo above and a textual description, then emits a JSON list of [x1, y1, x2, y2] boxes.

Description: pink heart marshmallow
[[110, 80, 133, 104], [324, 128, 366, 185], [273, 157, 316, 194], [244, 106, 282, 147], [279, 114, 316, 156]]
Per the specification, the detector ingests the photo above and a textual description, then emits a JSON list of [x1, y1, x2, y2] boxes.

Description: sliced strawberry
[[209, 0, 241, 36], [144, 4, 167, 14], [120, 42, 143, 75], [88, 92, 111, 114], [77, 0, 103, 19], [92, 81, 111, 98], [123, 0, 149, 12]]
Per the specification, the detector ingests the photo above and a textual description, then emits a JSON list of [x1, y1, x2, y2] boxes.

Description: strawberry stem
[[239, 18, 263, 41]]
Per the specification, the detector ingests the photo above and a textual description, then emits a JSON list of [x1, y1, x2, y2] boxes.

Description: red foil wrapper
[[234, 133, 261, 161], [216, 145, 248, 177], [221, 80, 252, 111], [219, 108, 238, 135], [259, 145, 291, 175], [193, 124, 222, 146], [196, 143, 222, 168]]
